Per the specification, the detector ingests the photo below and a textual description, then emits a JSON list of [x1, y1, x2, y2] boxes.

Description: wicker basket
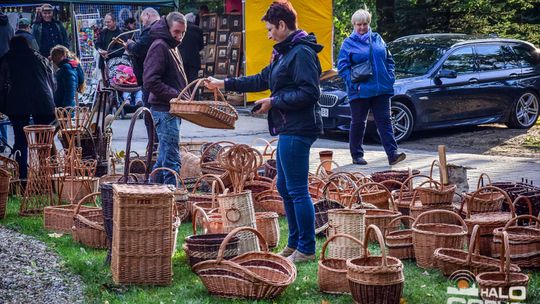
[[308, 175, 325, 201], [111, 183, 174, 285], [254, 178, 285, 216], [184, 233, 239, 268], [492, 214, 540, 268], [188, 174, 226, 215], [347, 225, 404, 304], [414, 177, 456, 206], [385, 215, 415, 260], [318, 234, 363, 294], [218, 191, 259, 254], [255, 212, 280, 248], [476, 231, 529, 301], [44, 203, 101, 234], [149, 167, 189, 222], [394, 174, 433, 216], [72, 192, 107, 249], [464, 186, 515, 257], [463, 183, 507, 215], [192, 206, 223, 234], [412, 209, 468, 269], [371, 169, 421, 190], [170, 79, 238, 129], [434, 225, 521, 276], [357, 182, 394, 209], [192, 227, 297, 299], [0, 155, 22, 197]]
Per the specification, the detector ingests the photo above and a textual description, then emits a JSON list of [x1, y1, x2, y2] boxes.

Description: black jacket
[[127, 20, 157, 86], [179, 22, 204, 69], [15, 30, 39, 51], [225, 31, 323, 136], [143, 17, 187, 112], [0, 48, 55, 116], [95, 27, 123, 69]]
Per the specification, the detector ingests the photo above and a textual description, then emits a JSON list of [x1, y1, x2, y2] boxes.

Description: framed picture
[[219, 14, 228, 30], [216, 60, 228, 75], [198, 69, 205, 78], [230, 48, 240, 62], [208, 14, 217, 30], [228, 32, 241, 48], [217, 31, 229, 46], [201, 15, 210, 30], [205, 45, 216, 63], [217, 46, 228, 59], [229, 13, 242, 32], [228, 62, 237, 77], [205, 63, 215, 75], [208, 31, 216, 44], [202, 33, 208, 45]]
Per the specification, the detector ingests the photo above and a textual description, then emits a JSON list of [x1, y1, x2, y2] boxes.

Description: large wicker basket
[[476, 231, 529, 301], [192, 227, 297, 299], [347, 225, 404, 304], [218, 191, 259, 254], [319, 234, 363, 294], [492, 214, 540, 268], [170, 79, 238, 129], [326, 199, 366, 259], [412, 209, 468, 269]]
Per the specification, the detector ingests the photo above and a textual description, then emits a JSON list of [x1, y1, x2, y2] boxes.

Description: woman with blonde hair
[[337, 7, 406, 166], [50, 44, 85, 107]]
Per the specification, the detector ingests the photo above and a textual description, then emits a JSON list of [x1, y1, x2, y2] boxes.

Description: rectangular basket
[[111, 184, 174, 285]]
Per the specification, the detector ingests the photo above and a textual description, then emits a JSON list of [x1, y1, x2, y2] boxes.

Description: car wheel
[[371, 101, 414, 143], [506, 91, 539, 129]]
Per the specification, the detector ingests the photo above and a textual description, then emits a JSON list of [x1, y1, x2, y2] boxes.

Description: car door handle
[[509, 73, 518, 78], [468, 78, 478, 84]]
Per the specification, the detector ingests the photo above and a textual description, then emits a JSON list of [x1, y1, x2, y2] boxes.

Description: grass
[[2, 197, 540, 304]]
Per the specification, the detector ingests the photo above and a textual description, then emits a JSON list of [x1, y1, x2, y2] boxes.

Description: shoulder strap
[[369, 34, 373, 63]]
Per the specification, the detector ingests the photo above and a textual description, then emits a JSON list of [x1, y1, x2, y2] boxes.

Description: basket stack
[[111, 184, 174, 285]]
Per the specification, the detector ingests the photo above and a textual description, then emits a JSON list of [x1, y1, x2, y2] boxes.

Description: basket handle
[[320, 172, 357, 204], [123, 107, 154, 183], [74, 213, 105, 231], [72, 191, 101, 216], [320, 233, 364, 262], [192, 206, 211, 235], [128, 158, 147, 173], [200, 141, 235, 164], [353, 181, 395, 210], [408, 179, 443, 208], [216, 226, 268, 264], [512, 195, 534, 217], [250, 137, 277, 157], [465, 224, 481, 265], [429, 159, 442, 184], [503, 213, 540, 230], [191, 174, 226, 194], [501, 231, 511, 281], [466, 186, 514, 219], [476, 173, 492, 189], [363, 225, 388, 267], [315, 160, 340, 177], [385, 215, 415, 238], [412, 209, 467, 231], [149, 167, 185, 190], [399, 174, 434, 202]]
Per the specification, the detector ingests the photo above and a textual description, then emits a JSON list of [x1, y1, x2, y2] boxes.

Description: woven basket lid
[[112, 183, 174, 198]]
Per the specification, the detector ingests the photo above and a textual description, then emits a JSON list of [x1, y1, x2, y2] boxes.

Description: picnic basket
[[192, 227, 297, 299], [347, 225, 404, 304], [492, 213, 540, 268], [318, 234, 363, 294], [170, 79, 238, 129]]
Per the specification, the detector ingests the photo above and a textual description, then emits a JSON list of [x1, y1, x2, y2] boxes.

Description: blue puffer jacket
[[54, 58, 84, 107], [337, 29, 395, 100]]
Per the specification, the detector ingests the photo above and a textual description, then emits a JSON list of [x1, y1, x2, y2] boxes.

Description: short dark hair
[[105, 13, 116, 22], [9, 36, 30, 51], [125, 17, 136, 25], [261, 1, 297, 30]]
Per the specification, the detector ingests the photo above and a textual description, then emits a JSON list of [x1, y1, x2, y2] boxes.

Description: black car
[[319, 34, 540, 142]]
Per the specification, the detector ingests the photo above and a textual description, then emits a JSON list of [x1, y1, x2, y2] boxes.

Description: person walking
[[206, 1, 323, 263], [50, 45, 85, 108], [0, 36, 56, 178], [15, 18, 39, 51], [143, 12, 187, 185], [32, 4, 69, 58], [337, 8, 406, 166], [179, 13, 204, 84]]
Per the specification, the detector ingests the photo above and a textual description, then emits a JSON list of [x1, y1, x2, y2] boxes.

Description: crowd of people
[[0, 1, 407, 265]]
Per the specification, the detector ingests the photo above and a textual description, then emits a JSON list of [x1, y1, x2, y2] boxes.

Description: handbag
[[350, 34, 373, 83]]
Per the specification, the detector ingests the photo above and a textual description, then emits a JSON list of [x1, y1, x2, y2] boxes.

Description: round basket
[[253, 181, 285, 216], [492, 213, 540, 268], [255, 212, 280, 248], [394, 174, 434, 216], [347, 225, 404, 304], [412, 209, 468, 269], [357, 182, 393, 210], [318, 234, 363, 294], [476, 231, 529, 301], [434, 224, 521, 276], [463, 175, 507, 214], [370, 169, 421, 190], [385, 215, 415, 260]]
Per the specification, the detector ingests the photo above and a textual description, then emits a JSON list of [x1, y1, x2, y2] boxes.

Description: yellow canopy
[[244, 0, 333, 101]]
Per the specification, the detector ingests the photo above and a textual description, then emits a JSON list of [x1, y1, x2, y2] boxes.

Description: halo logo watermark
[[446, 270, 526, 304]]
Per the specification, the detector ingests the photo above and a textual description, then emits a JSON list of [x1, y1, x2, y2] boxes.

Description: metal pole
[[241, 0, 246, 107]]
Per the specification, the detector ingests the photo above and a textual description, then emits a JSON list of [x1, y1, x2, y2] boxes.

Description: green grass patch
[[2, 197, 540, 303], [524, 134, 540, 148]]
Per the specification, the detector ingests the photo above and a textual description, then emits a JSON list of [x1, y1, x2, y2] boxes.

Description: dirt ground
[[399, 123, 540, 158]]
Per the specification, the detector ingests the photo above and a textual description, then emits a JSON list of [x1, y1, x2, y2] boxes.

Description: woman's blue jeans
[[151, 110, 181, 185], [275, 134, 317, 255]]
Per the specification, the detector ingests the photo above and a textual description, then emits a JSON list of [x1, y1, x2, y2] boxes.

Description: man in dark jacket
[[95, 13, 123, 74], [143, 12, 187, 185], [179, 13, 204, 83], [32, 4, 69, 57], [0, 36, 56, 178], [0, 12, 14, 57], [15, 18, 39, 51]]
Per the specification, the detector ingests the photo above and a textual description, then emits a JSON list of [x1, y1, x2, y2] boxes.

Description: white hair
[[185, 12, 196, 24], [351, 8, 371, 25], [142, 7, 159, 18]]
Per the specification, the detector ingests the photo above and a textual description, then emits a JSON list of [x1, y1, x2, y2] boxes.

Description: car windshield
[[388, 41, 447, 76]]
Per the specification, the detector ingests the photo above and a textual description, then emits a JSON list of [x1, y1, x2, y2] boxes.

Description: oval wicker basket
[[492, 213, 540, 268], [385, 215, 415, 260]]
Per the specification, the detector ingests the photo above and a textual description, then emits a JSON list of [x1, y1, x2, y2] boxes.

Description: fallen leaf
[[48, 233, 63, 238], [322, 300, 330, 304], [422, 271, 430, 276], [421, 284, 426, 288]]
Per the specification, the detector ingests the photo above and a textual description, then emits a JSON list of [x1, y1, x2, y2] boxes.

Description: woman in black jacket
[[206, 1, 323, 263], [0, 36, 56, 178]]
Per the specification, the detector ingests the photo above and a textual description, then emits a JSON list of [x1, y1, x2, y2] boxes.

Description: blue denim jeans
[[151, 110, 181, 185], [349, 94, 398, 158], [275, 134, 317, 255]]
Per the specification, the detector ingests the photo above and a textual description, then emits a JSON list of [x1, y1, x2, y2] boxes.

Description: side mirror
[[438, 69, 457, 79]]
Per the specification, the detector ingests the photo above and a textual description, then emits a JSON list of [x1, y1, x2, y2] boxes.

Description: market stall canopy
[[0, 0, 176, 7]]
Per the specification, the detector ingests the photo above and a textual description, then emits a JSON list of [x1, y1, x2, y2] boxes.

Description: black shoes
[[388, 152, 406, 165], [352, 157, 368, 165]]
